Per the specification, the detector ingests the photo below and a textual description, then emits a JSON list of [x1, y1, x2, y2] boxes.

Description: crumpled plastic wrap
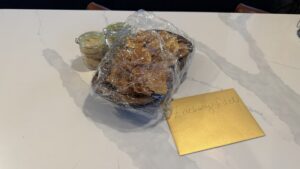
[[91, 10, 194, 118]]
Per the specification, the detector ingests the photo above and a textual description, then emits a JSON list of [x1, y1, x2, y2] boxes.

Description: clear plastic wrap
[[91, 10, 194, 119]]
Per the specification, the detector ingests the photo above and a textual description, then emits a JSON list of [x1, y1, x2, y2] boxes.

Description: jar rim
[[75, 31, 105, 48]]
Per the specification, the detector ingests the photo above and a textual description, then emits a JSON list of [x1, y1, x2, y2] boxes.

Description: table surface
[[0, 9, 300, 169]]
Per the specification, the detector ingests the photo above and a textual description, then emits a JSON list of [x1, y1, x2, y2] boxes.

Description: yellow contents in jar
[[76, 31, 108, 70]]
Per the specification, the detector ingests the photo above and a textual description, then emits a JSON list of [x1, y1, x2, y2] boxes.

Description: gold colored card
[[167, 89, 264, 155]]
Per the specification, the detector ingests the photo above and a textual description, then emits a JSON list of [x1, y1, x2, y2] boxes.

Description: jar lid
[[75, 31, 105, 48]]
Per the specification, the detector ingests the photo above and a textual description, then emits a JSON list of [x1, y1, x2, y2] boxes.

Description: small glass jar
[[76, 31, 108, 70], [104, 22, 131, 47]]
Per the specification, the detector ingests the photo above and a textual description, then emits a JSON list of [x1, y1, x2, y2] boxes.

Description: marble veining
[[43, 49, 201, 169], [196, 13, 300, 144], [1, 10, 300, 169], [102, 11, 110, 25], [35, 10, 46, 46], [44, 12, 300, 169], [267, 59, 300, 70]]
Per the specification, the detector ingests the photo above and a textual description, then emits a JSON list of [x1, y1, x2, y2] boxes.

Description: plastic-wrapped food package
[[91, 10, 194, 119]]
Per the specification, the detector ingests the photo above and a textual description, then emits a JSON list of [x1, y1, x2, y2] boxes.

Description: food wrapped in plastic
[[91, 10, 194, 118]]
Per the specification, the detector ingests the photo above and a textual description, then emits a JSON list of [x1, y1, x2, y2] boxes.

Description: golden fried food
[[92, 30, 193, 106]]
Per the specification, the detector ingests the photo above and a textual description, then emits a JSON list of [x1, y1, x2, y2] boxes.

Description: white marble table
[[0, 9, 300, 169]]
